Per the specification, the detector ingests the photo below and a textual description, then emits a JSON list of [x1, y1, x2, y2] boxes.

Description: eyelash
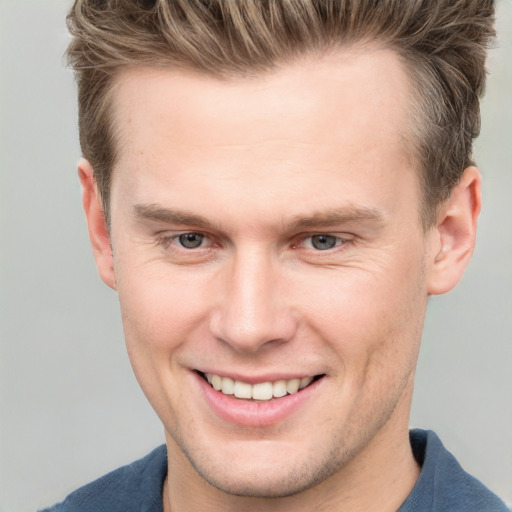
[[298, 234, 349, 251], [157, 232, 351, 253], [158, 233, 211, 251]]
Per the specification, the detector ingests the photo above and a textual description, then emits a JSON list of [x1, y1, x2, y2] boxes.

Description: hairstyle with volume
[[66, 0, 495, 227]]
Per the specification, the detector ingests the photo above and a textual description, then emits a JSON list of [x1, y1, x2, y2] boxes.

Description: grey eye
[[178, 233, 205, 249], [310, 234, 338, 250]]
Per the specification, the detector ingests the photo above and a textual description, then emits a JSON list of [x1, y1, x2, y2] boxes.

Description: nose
[[209, 248, 298, 353]]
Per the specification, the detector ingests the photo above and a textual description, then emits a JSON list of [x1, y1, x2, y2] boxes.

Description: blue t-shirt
[[40, 429, 508, 511]]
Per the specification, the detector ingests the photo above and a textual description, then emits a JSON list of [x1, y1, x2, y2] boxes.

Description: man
[[43, 1, 508, 511]]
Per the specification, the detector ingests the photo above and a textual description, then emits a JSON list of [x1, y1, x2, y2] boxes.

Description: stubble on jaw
[[162, 370, 417, 504]]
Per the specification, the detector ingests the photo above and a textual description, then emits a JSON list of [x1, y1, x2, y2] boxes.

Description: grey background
[[0, 1, 510, 510]]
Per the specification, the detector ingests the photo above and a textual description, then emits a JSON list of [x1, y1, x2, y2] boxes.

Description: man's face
[[105, 49, 435, 496]]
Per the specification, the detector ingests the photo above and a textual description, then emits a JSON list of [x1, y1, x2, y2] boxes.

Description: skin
[[80, 48, 481, 511]]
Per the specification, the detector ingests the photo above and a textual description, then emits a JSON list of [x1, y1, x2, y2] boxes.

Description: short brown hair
[[66, 0, 495, 227]]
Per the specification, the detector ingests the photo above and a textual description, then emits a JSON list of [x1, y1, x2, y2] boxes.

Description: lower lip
[[194, 372, 323, 427]]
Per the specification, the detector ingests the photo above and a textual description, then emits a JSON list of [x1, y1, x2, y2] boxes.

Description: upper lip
[[194, 369, 323, 384]]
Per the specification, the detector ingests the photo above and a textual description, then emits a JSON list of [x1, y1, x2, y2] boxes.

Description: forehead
[[108, 48, 419, 226], [111, 47, 412, 157]]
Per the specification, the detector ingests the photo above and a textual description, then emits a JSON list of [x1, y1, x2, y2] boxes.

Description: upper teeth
[[205, 373, 314, 401]]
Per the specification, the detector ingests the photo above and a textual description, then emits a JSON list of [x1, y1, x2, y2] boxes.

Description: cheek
[[297, 254, 427, 375], [114, 263, 217, 398], [117, 263, 211, 342], [114, 265, 215, 420]]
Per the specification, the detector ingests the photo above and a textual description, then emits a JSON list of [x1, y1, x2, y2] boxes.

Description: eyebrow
[[134, 203, 216, 230], [133, 203, 384, 232], [286, 207, 384, 231]]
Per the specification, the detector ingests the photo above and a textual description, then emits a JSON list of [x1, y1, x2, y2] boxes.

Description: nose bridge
[[210, 245, 296, 352]]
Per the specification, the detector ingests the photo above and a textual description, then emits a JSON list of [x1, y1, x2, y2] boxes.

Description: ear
[[78, 159, 117, 290], [427, 166, 481, 295]]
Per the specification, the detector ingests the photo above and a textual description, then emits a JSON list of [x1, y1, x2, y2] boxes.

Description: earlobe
[[78, 159, 117, 290], [427, 166, 481, 295]]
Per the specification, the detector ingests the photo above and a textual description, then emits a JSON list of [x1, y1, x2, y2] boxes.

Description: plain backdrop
[[0, 1, 511, 511]]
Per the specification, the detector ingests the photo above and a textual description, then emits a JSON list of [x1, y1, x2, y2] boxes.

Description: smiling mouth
[[198, 372, 324, 401]]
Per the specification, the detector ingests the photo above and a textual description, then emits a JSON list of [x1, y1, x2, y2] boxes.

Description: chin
[[178, 437, 346, 499], [193, 462, 332, 499]]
